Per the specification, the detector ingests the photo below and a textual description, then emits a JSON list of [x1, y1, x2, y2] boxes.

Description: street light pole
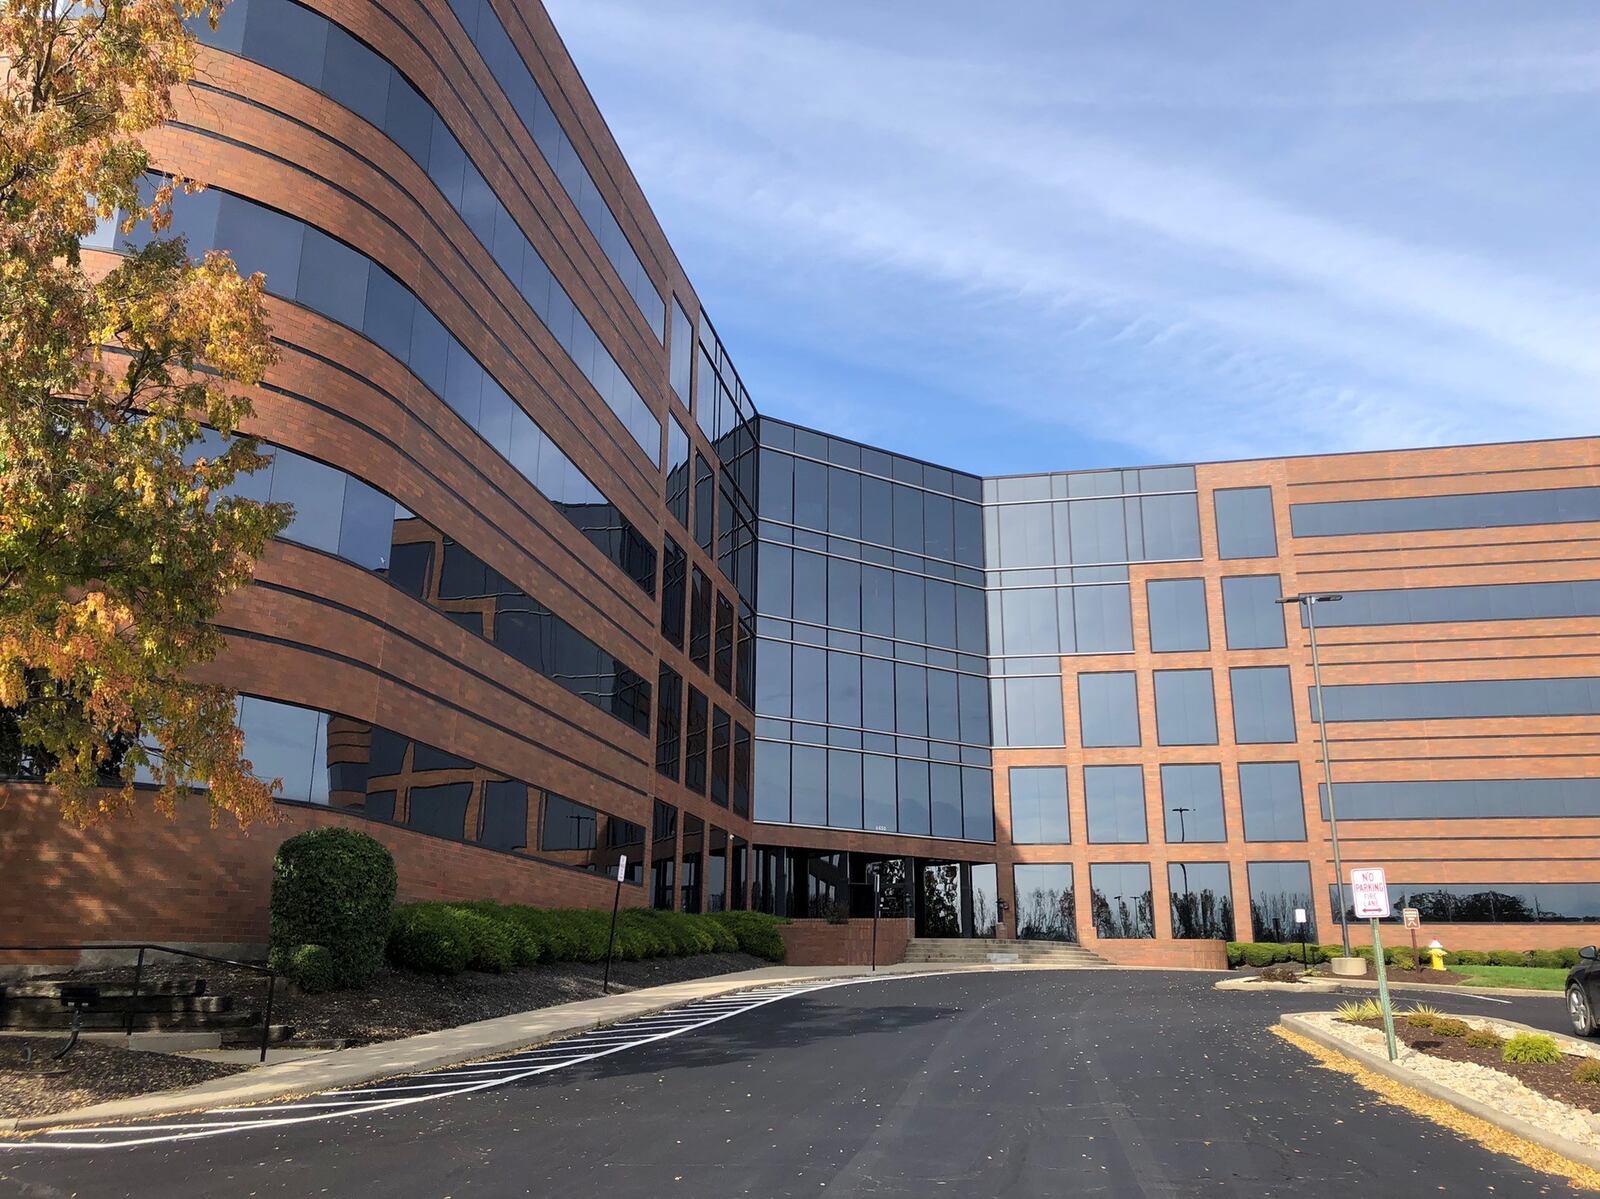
[[1278, 592, 1351, 959]]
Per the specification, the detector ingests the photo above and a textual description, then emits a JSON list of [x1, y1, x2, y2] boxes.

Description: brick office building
[[3, 0, 1598, 963]]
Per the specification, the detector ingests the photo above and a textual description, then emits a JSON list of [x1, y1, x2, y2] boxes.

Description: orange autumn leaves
[[1, 0, 288, 824]]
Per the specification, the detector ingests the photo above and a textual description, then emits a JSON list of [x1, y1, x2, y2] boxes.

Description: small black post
[[260, 973, 276, 1064], [871, 871, 880, 973], [125, 946, 146, 1038], [602, 855, 626, 995], [1300, 924, 1308, 974]]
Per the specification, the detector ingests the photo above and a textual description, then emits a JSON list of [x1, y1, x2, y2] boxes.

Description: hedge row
[[386, 902, 788, 975], [1226, 941, 1586, 970]]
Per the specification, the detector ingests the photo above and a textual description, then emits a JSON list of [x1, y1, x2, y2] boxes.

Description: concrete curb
[[4, 960, 1103, 1133], [1279, 1012, 1600, 1174], [1325, 976, 1563, 1000], [1214, 976, 1340, 994]]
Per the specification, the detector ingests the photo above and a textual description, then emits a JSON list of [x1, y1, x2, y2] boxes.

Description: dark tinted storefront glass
[[1239, 762, 1306, 841], [1153, 669, 1218, 746], [1328, 881, 1600, 924], [1090, 862, 1154, 938], [1214, 487, 1277, 559], [1013, 863, 1076, 942], [1168, 862, 1235, 939], [1084, 765, 1147, 844], [680, 815, 703, 913], [1078, 671, 1139, 747], [685, 688, 708, 794], [1230, 666, 1296, 743], [1247, 860, 1315, 943], [651, 800, 677, 910], [1146, 578, 1209, 652], [655, 665, 682, 781], [690, 567, 712, 669], [1009, 766, 1070, 844], [1160, 764, 1225, 842], [1221, 575, 1286, 649]]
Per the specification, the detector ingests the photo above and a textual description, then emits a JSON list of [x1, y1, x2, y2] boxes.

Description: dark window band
[[1322, 778, 1600, 820], [1312, 676, 1600, 722], [1292, 486, 1600, 538], [1302, 579, 1600, 628], [1330, 882, 1600, 923]]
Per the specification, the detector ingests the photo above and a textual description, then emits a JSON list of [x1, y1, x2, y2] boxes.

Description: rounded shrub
[[457, 909, 521, 973], [1488, 950, 1530, 968], [1556, 948, 1583, 969], [1573, 1058, 1600, 1086], [270, 827, 396, 990], [1464, 1028, 1505, 1050], [1242, 943, 1283, 968], [708, 912, 788, 962], [1502, 1033, 1563, 1065], [1448, 949, 1490, 967], [280, 944, 340, 993], [388, 903, 472, 974], [1388, 947, 1416, 971], [1528, 949, 1566, 970]]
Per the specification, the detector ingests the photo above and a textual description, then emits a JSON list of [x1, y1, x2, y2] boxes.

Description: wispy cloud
[[548, 0, 1600, 472]]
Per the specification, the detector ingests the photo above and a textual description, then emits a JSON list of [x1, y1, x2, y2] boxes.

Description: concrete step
[[3, 1006, 260, 1032], [1, 978, 208, 1000], [221, 1023, 296, 1048], [901, 938, 1108, 967], [1, 993, 234, 1015]]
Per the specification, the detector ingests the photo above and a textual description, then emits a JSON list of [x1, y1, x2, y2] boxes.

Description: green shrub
[[1335, 998, 1382, 1022], [1488, 950, 1530, 968], [1555, 948, 1582, 970], [269, 827, 396, 990], [1447, 949, 1489, 967], [388, 904, 472, 974], [1502, 1033, 1563, 1065], [280, 944, 340, 994], [1573, 1059, 1600, 1086], [1428, 1016, 1470, 1038], [1242, 943, 1284, 968], [1388, 947, 1416, 971], [708, 912, 788, 962], [456, 909, 522, 973], [1464, 1029, 1505, 1050], [1226, 942, 1246, 968], [1528, 950, 1567, 970]]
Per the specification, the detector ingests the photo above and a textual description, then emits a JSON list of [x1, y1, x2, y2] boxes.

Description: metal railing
[[0, 943, 278, 1062]]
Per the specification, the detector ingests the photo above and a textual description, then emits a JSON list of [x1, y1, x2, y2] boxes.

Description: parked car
[[1569, 946, 1599, 1036]]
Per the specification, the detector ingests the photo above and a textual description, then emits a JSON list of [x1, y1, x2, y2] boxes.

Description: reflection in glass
[[1090, 862, 1155, 938], [1013, 864, 1076, 942], [1247, 860, 1315, 943], [1168, 861, 1235, 939]]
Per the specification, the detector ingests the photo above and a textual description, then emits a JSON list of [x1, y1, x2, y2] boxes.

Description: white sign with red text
[[1351, 867, 1392, 919]]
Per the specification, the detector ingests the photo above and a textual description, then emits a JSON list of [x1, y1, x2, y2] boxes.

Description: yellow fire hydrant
[[1427, 939, 1447, 971]]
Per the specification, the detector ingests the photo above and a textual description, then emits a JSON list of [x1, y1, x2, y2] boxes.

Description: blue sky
[[545, 0, 1600, 477]]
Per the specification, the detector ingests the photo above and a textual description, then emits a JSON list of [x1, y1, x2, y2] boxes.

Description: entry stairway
[[901, 938, 1110, 968]]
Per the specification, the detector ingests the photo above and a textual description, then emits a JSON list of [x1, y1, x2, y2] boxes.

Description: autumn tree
[[0, 0, 289, 824]]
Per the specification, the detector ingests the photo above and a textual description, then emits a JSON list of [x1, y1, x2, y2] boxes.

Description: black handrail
[[0, 943, 278, 1062]]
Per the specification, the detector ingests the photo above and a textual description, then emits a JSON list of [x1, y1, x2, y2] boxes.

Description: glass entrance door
[[916, 861, 999, 938]]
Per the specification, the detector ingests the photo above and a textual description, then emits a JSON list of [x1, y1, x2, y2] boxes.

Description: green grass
[[1449, 964, 1569, 991]]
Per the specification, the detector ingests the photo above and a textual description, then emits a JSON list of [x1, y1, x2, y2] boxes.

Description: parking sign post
[[602, 855, 627, 996], [1352, 867, 1398, 1061]]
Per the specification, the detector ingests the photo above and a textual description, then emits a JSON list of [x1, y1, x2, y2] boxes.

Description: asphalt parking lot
[[0, 970, 1578, 1198]]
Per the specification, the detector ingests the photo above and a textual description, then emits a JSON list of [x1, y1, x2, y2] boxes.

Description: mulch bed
[[31, 951, 770, 1048], [0, 1036, 247, 1121], [1355, 1017, 1600, 1113]]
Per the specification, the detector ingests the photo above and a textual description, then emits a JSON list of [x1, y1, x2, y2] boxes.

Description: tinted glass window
[[479, 780, 528, 852], [665, 418, 690, 528], [655, 664, 682, 781], [930, 762, 963, 839], [1160, 764, 1225, 842], [754, 740, 790, 823], [1214, 487, 1277, 559], [897, 758, 930, 836], [1168, 862, 1235, 940], [714, 594, 735, 690], [408, 782, 470, 839], [1147, 578, 1208, 652], [1090, 862, 1154, 938], [1231, 666, 1296, 743], [670, 299, 693, 405], [1078, 672, 1140, 747], [791, 744, 826, 826], [685, 688, 708, 793], [1140, 493, 1202, 560], [1329, 881, 1600, 924], [689, 567, 712, 670], [710, 707, 731, 807], [1247, 860, 1315, 943], [1084, 764, 1146, 844], [1322, 777, 1600, 821], [1303, 580, 1600, 628], [1153, 669, 1217, 746], [1239, 762, 1306, 841], [1013, 863, 1076, 941], [1314, 677, 1600, 723], [660, 537, 687, 648], [1009, 766, 1070, 844], [992, 676, 1065, 746], [1222, 575, 1287, 649], [962, 767, 994, 842], [694, 454, 714, 552], [864, 754, 896, 833], [1074, 584, 1134, 653], [732, 723, 752, 817], [1291, 487, 1600, 538]]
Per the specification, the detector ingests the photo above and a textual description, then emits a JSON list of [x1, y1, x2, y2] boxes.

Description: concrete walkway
[[1, 960, 1085, 1133]]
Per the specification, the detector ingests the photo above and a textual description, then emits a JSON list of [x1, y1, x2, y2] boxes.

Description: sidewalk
[[1, 960, 1073, 1133]]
